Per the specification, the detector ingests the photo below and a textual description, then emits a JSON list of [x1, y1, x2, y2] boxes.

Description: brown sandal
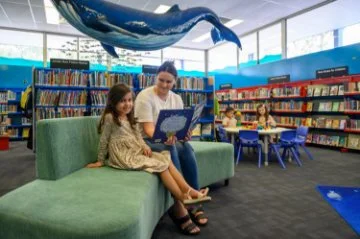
[[188, 205, 208, 227], [168, 207, 200, 235]]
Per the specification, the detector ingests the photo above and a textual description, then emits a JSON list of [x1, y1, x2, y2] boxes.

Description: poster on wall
[[220, 83, 233, 89], [268, 75, 290, 84], [316, 66, 348, 79], [50, 59, 89, 70]]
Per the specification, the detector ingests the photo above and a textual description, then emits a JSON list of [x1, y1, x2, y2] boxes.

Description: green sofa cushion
[[0, 167, 172, 239], [189, 141, 234, 187]]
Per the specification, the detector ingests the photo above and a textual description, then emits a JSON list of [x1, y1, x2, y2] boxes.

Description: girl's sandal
[[168, 207, 200, 236], [183, 188, 211, 206], [188, 205, 208, 227]]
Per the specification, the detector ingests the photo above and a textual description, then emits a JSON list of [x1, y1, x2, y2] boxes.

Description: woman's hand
[[164, 135, 177, 145], [143, 146, 152, 157], [184, 130, 192, 142], [86, 161, 104, 168]]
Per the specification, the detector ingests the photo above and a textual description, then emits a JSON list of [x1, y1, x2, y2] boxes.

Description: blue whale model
[[51, 0, 242, 57]]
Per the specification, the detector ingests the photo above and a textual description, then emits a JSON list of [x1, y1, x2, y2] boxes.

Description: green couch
[[0, 116, 234, 239]]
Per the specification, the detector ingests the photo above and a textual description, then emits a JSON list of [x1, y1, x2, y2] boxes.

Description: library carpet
[[0, 142, 359, 239]]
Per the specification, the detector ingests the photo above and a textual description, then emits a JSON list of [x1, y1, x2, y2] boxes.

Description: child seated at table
[[254, 104, 276, 128], [222, 107, 237, 128]]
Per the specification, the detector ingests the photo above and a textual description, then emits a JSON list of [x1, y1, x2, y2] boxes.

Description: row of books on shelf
[[90, 91, 107, 106], [0, 91, 17, 103], [272, 86, 303, 97], [36, 108, 87, 120], [0, 116, 31, 125], [0, 128, 30, 138], [220, 102, 270, 111], [34, 69, 89, 87], [307, 84, 344, 97], [178, 92, 207, 107], [306, 133, 360, 150], [217, 80, 360, 102], [36, 90, 87, 106], [0, 105, 18, 113], [90, 73, 133, 88], [272, 101, 305, 111], [192, 123, 212, 137], [175, 77, 207, 90]]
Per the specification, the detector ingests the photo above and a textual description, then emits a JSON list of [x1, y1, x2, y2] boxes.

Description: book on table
[[152, 101, 205, 143]]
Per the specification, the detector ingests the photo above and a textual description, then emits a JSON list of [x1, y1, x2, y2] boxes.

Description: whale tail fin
[[210, 24, 242, 49]]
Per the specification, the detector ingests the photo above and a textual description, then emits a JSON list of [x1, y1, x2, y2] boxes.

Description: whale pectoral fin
[[101, 42, 119, 58], [166, 4, 181, 13]]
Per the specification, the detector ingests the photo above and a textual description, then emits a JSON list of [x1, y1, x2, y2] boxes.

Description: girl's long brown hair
[[98, 84, 136, 133], [256, 104, 269, 121]]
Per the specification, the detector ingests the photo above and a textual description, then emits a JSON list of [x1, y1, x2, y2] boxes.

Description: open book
[[152, 102, 205, 143]]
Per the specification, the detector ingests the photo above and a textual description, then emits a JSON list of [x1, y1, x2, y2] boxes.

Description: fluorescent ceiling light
[[44, 0, 60, 25], [192, 19, 243, 43], [154, 5, 171, 14]]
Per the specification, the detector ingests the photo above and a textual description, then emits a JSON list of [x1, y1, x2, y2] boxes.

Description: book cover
[[329, 85, 339, 96], [201, 124, 212, 135], [313, 87, 322, 97], [321, 86, 329, 96], [338, 85, 344, 95], [307, 88, 314, 97], [325, 119, 332, 129], [338, 136, 346, 147], [332, 102, 339, 112], [306, 102, 313, 112], [152, 109, 194, 143], [340, 119, 347, 129], [192, 124, 201, 137], [332, 119, 340, 129], [339, 102, 345, 112]]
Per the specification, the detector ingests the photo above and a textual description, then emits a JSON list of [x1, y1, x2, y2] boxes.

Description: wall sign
[[268, 75, 290, 84], [316, 66, 348, 78], [50, 58, 89, 70], [220, 83, 233, 89], [142, 65, 159, 74]]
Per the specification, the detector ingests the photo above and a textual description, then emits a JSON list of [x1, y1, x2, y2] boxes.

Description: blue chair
[[217, 125, 230, 143], [217, 125, 238, 158], [236, 130, 262, 168], [294, 126, 314, 160], [269, 130, 302, 169]]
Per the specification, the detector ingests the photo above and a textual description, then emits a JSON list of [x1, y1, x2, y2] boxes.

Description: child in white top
[[222, 107, 237, 128]]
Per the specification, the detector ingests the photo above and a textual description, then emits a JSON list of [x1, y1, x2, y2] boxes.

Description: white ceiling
[[0, 0, 331, 50]]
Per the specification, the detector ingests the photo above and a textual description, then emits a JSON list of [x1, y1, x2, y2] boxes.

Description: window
[[341, 23, 360, 47], [163, 47, 204, 73], [0, 29, 43, 67], [239, 33, 257, 68], [208, 43, 237, 73], [79, 38, 107, 70], [259, 23, 281, 64], [47, 34, 77, 66], [287, 0, 360, 58], [111, 49, 161, 72]]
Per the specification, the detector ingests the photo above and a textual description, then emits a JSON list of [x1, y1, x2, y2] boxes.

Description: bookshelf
[[215, 74, 360, 151], [0, 88, 31, 141], [32, 68, 215, 142]]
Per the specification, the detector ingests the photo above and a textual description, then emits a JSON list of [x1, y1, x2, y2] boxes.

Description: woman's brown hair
[[256, 104, 269, 121], [98, 83, 136, 133]]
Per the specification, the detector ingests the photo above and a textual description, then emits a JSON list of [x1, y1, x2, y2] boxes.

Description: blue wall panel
[[215, 43, 360, 90], [0, 65, 32, 89]]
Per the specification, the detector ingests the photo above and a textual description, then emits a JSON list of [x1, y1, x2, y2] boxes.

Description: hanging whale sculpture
[[51, 0, 242, 58]]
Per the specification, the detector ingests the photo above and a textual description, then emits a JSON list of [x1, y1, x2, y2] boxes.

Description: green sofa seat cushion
[[189, 141, 234, 187], [0, 167, 172, 239]]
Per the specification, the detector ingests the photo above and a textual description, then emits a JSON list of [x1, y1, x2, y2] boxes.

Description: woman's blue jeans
[[144, 139, 199, 190]]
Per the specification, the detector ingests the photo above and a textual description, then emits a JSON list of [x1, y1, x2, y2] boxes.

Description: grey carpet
[[0, 142, 359, 239]]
